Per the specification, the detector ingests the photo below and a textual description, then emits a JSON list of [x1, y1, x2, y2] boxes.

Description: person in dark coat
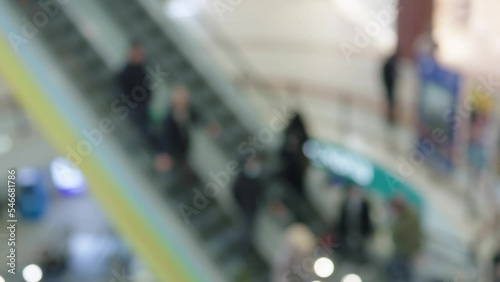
[[336, 184, 373, 261], [155, 85, 220, 174], [233, 157, 265, 248], [281, 112, 310, 197], [162, 86, 197, 161], [118, 44, 153, 140], [382, 51, 398, 125], [155, 86, 198, 174], [285, 112, 309, 145], [493, 251, 500, 281]]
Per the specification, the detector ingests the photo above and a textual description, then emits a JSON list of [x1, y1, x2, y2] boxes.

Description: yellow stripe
[[0, 37, 193, 281]]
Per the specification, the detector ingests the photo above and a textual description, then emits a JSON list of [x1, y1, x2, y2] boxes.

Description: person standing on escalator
[[155, 86, 197, 180], [154, 86, 220, 180], [233, 157, 266, 251], [336, 184, 373, 262], [388, 196, 422, 282], [118, 43, 154, 143], [281, 112, 310, 197]]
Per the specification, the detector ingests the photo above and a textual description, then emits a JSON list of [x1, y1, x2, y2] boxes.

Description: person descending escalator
[[154, 85, 198, 183], [336, 184, 373, 262], [154, 85, 220, 181], [494, 250, 500, 282], [117, 43, 154, 143], [281, 112, 310, 197], [233, 157, 265, 252], [387, 196, 422, 282]]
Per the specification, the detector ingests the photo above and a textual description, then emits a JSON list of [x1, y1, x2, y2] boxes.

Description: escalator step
[[144, 38, 170, 55], [47, 14, 71, 32], [116, 5, 143, 20], [161, 54, 187, 69], [220, 255, 251, 282], [169, 188, 193, 206], [51, 31, 85, 50], [205, 226, 241, 259], [83, 70, 113, 90], [198, 216, 231, 239], [191, 206, 228, 236], [136, 20, 158, 37], [218, 122, 248, 151], [148, 33, 173, 51], [192, 91, 218, 110]]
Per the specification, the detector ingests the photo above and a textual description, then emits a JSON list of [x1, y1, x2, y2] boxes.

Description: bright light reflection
[[22, 264, 43, 282], [50, 157, 87, 195], [314, 257, 334, 278], [342, 273, 363, 282]]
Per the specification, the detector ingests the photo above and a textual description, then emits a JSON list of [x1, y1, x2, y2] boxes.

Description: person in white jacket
[[271, 223, 317, 282]]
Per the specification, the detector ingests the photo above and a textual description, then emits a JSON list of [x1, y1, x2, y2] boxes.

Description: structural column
[[397, 0, 434, 59]]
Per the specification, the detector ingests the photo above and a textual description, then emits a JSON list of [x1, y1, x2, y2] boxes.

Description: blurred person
[[155, 86, 197, 181], [388, 196, 422, 282], [381, 51, 398, 125], [281, 112, 310, 197], [155, 85, 220, 174], [271, 223, 316, 282], [39, 227, 71, 277], [233, 157, 265, 250], [465, 109, 495, 217], [40, 250, 67, 276], [118, 43, 154, 141], [335, 184, 373, 262], [494, 250, 500, 282]]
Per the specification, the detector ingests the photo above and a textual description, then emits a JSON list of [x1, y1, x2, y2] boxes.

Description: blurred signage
[[416, 54, 460, 172], [303, 140, 423, 208], [303, 139, 374, 186]]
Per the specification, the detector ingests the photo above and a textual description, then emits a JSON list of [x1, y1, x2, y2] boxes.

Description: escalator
[[98, 0, 254, 159], [15, 0, 331, 280], [15, 1, 268, 281], [97, 0, 330, 234]]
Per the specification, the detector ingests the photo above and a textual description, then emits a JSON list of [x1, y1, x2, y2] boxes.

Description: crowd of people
[[118, 43, 424, 281]]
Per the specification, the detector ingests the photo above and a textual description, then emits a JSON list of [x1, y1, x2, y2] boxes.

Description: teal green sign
[[303, 140, 423, 208]]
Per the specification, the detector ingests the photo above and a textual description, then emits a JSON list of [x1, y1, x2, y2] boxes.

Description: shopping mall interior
[[0, 0, 499, 281]]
